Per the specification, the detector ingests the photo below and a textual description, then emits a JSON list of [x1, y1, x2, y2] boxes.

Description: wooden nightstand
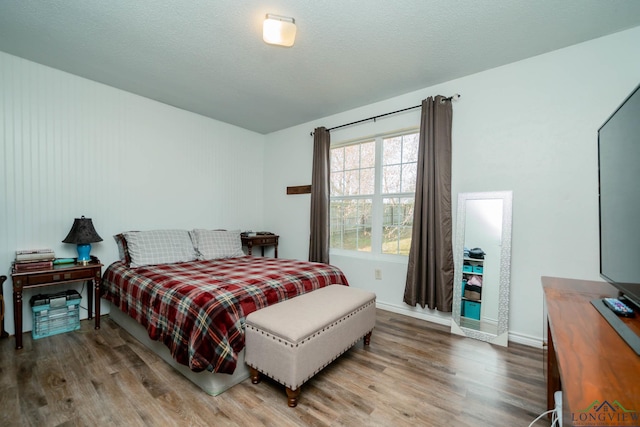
[[241, 234, 279, 258], [11, 257, 103, 349]]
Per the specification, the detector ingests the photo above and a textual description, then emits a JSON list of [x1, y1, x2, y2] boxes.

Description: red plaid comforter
[[101, 256, 348, 374]]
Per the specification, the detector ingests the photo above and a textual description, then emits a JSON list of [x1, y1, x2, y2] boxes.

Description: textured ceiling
[[1, 1, 639, 134]]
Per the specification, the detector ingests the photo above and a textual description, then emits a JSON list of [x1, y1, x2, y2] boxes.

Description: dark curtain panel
[[403, 96, 454, 311], [309, 127, 331, 264]]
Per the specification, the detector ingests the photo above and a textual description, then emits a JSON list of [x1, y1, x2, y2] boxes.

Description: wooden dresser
[[542, 276, 640, 427]]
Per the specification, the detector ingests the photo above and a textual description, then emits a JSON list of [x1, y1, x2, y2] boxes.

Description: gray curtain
[[403, 96, 454, 311], [309, 127, 331, 264]]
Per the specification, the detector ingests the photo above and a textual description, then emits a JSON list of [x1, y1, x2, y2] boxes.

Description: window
[[330, 131, 419, 256]]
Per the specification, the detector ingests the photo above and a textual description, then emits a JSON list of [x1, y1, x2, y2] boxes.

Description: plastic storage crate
[[462, 300, 481, 321], [30, 290, 81, 339]]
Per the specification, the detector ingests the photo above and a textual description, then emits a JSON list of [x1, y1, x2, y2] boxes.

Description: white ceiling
[[1, 1, 640, 134]]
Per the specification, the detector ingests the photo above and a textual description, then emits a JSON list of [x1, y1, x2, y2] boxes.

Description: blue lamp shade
[[62, 216, 103, 264]]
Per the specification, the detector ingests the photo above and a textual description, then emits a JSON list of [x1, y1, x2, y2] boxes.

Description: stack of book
[[14, 249, 56, 272]]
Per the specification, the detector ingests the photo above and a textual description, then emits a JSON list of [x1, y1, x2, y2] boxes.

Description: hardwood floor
[[0, 309, 551, 426]]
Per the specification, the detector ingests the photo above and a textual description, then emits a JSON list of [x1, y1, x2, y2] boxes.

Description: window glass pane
[[383, 137, 402, 165], [382, 198, 398, 228], [360, 141, 375, 168], [329, 200, 344, 249], [330, 171, 343, 196], [331, 147, 344, 172], [382, 164, 401, 194], [400, 197, 415, 228], [330, 198, 372, 252], [402, 134, 419, 163], [382, 197, 401, 254], [343, 200, 359, 236], [381, 225, 413, 255], [360, 167, 375, 195], [345, 170, 360, 195], [356, 199, 372, 252], [382, 225, 399, 254], [344, 145, 360, 170], [381, 197, 414, 255], [401, 163, 417, 193]]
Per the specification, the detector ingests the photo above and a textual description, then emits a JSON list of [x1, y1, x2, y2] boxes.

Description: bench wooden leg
[[249, 366, 261, 384], [286, 387, 301, 407], [364, 331, 372, 345]]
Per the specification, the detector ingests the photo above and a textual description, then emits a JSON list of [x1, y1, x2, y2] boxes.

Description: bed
[[101, 229, 348, 395]]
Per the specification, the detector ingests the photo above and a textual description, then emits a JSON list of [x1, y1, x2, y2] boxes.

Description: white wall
[[0, 51, 266, 335], [263, 26, 640, 346]]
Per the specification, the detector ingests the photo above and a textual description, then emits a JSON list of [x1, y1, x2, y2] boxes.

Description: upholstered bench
[[244, 285, 376, 407]]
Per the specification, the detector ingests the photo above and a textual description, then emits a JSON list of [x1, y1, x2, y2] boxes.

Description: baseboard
[[507, 330, 545, 348], [375, 301, 451, 326], [375, 301, 544, 348]]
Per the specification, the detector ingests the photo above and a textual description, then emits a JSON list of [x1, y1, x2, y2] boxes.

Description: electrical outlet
[[375, 269, 382, 280]]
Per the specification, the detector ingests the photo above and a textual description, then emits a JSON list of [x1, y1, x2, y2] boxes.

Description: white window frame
[[330, 128, 419, 261]]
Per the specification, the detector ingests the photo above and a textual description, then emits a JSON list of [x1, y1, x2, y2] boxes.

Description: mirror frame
[[451, 190, 513, 346]]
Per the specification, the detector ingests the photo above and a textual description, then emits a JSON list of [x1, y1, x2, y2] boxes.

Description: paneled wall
[[0, 51, 266, 334]]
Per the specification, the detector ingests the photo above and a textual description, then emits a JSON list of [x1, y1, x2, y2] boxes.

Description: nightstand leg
[[87, 280, 93, 320], [13, 288, 23, 349], [0, 276, 8, 339], [94, 277, 101, 329]]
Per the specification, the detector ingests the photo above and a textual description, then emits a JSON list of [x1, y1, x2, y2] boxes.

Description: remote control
[[603, 298, 635, 317]]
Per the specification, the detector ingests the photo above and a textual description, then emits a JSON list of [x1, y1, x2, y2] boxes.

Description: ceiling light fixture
[[263, 14, 296, 47]]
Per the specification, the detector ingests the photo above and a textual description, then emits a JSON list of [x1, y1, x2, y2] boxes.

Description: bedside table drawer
[[24, 269, 97, 286], [255, 236, 277, 245]]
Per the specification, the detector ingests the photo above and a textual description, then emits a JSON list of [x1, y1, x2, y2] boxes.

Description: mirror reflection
[[451, 191, 512, 346]]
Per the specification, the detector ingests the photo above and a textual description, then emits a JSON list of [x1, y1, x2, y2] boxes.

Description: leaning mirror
[[450, 191, 513, 346]]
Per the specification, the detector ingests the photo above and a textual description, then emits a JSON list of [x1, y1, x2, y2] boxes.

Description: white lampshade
[[263, 14, 297, 47]]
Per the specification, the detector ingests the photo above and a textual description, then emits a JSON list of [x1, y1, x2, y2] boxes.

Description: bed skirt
[[108, 302, 250, 396]]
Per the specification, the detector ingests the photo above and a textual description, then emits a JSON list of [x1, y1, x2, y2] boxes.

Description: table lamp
[[62, 216, 103, 264]]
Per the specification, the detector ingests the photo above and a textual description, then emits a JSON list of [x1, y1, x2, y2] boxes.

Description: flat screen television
[[598, 82, 640, 310]]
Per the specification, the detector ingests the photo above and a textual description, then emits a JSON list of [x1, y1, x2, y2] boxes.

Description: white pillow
[[123, 230, 197, 268], [191, 229, 245, 260]]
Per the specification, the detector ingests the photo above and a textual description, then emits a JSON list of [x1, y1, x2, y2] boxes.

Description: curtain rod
[[310, 94, 460, 136]]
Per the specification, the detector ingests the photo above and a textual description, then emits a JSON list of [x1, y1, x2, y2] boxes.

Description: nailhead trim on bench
[[246, 328, 373, 390], [245, 299, 376, 390]]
